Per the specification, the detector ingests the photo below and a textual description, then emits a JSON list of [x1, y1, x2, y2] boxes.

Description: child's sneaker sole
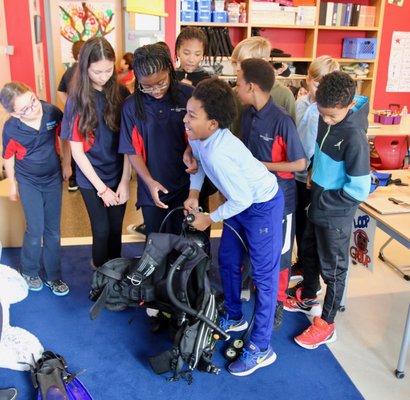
[[226, 320, 249, 333], [229, 351, 277, 376], [28, 283, 43, 292], [294, 330, 337, 350], [283, 303, 322, 317]]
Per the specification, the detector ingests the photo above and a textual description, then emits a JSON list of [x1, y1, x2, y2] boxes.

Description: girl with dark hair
[[0, 82, 71, 295], [120, 43, 194, 235], [175, 27, 212, 87], [61, 37, 131, 269]]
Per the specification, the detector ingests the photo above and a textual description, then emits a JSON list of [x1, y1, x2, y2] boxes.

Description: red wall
[[374, 2, 410, 110], [40, 0, 50, 100], [165, 1, 177, 56], [4, 0, 35, 90]]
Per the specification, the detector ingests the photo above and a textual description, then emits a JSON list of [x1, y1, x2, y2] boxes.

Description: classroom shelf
[[176, 0, 387, 108]]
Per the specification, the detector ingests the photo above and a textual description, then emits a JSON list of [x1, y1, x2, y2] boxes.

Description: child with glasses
[[119, 43, 195, 235], [0, 82, 71, 295], [61, 37, 131, 269]]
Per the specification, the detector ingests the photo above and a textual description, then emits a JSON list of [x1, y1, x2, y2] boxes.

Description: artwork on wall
[[59, 1, 115, 64], [386, 31, 410, 92]]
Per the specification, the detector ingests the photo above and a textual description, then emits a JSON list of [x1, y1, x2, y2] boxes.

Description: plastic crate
[[342, 38, 377, 59]]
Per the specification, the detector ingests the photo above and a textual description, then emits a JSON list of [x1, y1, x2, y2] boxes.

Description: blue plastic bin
[[181, 1, 196, 11], [342, 38, 377, 59], [181, 10, 196, 22], [212, 11, 228, 23]]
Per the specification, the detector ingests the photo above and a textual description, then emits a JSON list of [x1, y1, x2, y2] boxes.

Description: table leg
[[395, 304, 410, 379], [378, 238, 410, 281]]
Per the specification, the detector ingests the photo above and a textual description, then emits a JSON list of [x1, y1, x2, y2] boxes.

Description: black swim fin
[[31, 351, 93, 400]]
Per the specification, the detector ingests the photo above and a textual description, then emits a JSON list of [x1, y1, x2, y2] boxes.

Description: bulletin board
[[59, 1, 116, 64], [386, 31, 410, 92]]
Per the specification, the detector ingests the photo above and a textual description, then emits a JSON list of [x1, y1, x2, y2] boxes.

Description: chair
[[371, 136, 408, 170]]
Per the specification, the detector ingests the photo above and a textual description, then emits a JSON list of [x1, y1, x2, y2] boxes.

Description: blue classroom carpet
[[0, 241, 364, 400]]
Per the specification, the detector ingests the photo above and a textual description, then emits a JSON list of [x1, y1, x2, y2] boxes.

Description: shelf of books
[[177, 0, 386, 108]]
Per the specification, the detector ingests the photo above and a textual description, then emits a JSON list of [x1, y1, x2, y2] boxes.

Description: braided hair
[[132, 43, 183, 120]]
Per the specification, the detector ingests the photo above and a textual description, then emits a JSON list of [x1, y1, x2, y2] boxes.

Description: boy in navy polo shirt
[[119, 44, 194, 236], [236, 59, 306, 329], [0, 82, 71, 295], [184, 78, 284, 376]]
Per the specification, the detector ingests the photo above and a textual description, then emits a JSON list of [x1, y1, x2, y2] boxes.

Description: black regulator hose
[[165, 244, 230, 341]]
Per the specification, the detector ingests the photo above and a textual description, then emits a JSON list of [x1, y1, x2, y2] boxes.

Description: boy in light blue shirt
[[183, 78, 284, 376]]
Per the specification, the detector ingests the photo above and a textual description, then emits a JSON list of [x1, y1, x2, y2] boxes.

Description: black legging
[[80, 187, 126, 268]]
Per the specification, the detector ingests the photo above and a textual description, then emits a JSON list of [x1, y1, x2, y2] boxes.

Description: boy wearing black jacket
[[284, 72, 371, 349]]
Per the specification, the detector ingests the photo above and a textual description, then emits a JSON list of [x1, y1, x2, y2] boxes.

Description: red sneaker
[[283, 287, 322, 317], [294, 317, 337, 350]]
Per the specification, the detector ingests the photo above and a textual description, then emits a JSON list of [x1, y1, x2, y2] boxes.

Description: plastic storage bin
[[197, 10, 211, 22], [342, 38, 377, 59], [181, 10, 196, 22], [181, 0, 196, 11], [212, 11, 228, 22]]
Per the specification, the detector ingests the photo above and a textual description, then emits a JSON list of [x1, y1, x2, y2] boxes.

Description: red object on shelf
[[372, 136, 408, 170]]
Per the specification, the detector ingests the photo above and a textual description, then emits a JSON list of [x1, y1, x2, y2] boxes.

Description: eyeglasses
[[138, 79, 169, 94], [15, 96, 37, 116]]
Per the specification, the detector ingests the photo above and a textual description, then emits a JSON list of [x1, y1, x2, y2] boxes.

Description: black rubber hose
[[165, 246, 230, 341]]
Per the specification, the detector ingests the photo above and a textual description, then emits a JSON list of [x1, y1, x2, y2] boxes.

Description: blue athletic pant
[[218, 190, 284, 350], [18, 181, 62, 281]]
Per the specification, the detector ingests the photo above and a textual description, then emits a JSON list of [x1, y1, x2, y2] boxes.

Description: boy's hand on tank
[[184, 197, 199, 213], [148, 180, 169, 209], [191, 212, 212, 231]]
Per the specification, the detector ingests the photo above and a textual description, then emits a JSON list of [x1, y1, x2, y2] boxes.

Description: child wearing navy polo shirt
[[236, 59, 306, 329], [61, 37, 131, 269], [0, 82, 71, 295], [119, 43, 194, 236], [184, 78, 284, 376]]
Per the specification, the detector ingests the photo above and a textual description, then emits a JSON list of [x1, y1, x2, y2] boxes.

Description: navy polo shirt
[[2, 101, 62, 188], [119, 83, 193, 207], [242, 98, 305, 213], [61, 87, 129, 189]]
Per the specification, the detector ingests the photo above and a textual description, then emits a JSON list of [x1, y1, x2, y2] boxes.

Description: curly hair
[[193, 78, 237, 129], [316, 71, 356, 109]]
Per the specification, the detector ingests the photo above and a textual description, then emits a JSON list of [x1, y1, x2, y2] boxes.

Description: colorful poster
[[386, 31, 410, 93], [349, 210, 377, 271], [59, 2, 115, 64]]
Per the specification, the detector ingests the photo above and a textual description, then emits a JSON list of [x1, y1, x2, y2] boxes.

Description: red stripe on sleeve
[[55, 122, 61, 155], [72, 115, 94, 153], [131, 126, 146, 162], [4, 139, 27, 160], [271, 136, 293, 180]]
